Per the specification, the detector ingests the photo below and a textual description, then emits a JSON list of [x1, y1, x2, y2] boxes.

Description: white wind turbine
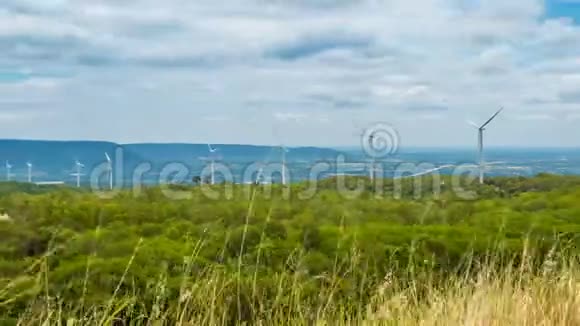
[[251, 146, 277, 185], [270, 124, 291, 186], [71, 160, 85, 188], [5, 161, 12, 181], [105, 152, 113, 190], [280, 144, 289, 186], [207, 144, 218, 185], [352, 121, 376, 181], [367, 132, 376, 181], [26, 162, 33, 183], [468, 108, 504, 184]]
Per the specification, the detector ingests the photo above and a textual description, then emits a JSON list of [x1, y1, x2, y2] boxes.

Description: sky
[[1, 0, 580, 147]]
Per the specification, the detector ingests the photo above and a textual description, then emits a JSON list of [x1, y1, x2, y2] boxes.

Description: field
[[0, 174, 579, 325]]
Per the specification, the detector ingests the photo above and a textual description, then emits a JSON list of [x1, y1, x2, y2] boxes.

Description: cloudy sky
[[1, 0, 580, 147]]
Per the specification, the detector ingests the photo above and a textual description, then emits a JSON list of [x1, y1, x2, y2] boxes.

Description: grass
[[1, 178, 580, 325], [366, 261, 580, 325], [5, 242, 579, 325]]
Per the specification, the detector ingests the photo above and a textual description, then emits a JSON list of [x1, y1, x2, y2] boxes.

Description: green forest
[[0, 174, 579, 325]]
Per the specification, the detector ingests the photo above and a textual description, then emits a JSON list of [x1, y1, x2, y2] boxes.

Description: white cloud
[[273, 112, 308, 123], [509, 114, 557, 121], [0, 0, 578, 146], [202, 115, 229, 122], [0, 110, 53, 123]]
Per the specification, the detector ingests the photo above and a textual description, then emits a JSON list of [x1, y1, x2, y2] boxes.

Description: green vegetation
[[0, 174, 579, 325]]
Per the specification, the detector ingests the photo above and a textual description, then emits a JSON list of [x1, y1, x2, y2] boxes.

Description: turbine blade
[[485, 161, 506, 166], [105, 152, 111, 162], [480, 107, 504, 129], [466, 120, 479, 129]]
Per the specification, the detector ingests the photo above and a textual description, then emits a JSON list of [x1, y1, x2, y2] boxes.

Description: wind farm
[[1, 139, 579, 326], [5, 118, 580, 190], [2, 1, 580, 323]]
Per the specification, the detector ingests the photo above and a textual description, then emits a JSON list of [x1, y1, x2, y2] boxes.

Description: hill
[[0, 174, 579, 324], [0, 140, 342, 184]]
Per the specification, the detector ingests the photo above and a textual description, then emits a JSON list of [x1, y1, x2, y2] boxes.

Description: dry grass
[[9, 255, 579, 326], [365, 266, 580, 325], [5, 188, 579, 325]]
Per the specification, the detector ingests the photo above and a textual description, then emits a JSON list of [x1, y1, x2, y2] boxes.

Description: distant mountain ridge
[[0, 139, 342, 183]]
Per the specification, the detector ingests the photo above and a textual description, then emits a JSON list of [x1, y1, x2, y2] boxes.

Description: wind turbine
[[105, 152, 113, 190], [468, 108, 504, 184], [71, 160, 85, 188], [280, 145, 289, 186], [352, 121, 376, 181], [26, 162, 32, 183], [255, 165, 264, 185], [207, 144, 218, 185], [252, 147, 277, 185], [367, 133, 376, 181], [5, 161, 12, 181]]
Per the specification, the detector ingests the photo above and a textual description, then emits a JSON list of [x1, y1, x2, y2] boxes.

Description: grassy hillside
[[0, 175, 579, 325]]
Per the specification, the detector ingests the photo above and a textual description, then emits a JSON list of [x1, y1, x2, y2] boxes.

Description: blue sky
[[1, 0, 580, 147], [546, 0, 580, 23]]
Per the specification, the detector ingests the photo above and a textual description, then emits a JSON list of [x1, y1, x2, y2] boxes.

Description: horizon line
[[0, 138, 579, 150]]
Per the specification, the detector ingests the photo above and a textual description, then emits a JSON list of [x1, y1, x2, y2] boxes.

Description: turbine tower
[[26, 162, 32, 183], [71, 160, 85, 188], [105, 152, 113, 190], [368, 133, 375, 181], [352, 120, 377, 181], [280, 145, 289, 185], [468, 108, 504, 184], [207, 144, 218, 185], [255, 166, 264, 185], [5, 161, 12, 181]]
